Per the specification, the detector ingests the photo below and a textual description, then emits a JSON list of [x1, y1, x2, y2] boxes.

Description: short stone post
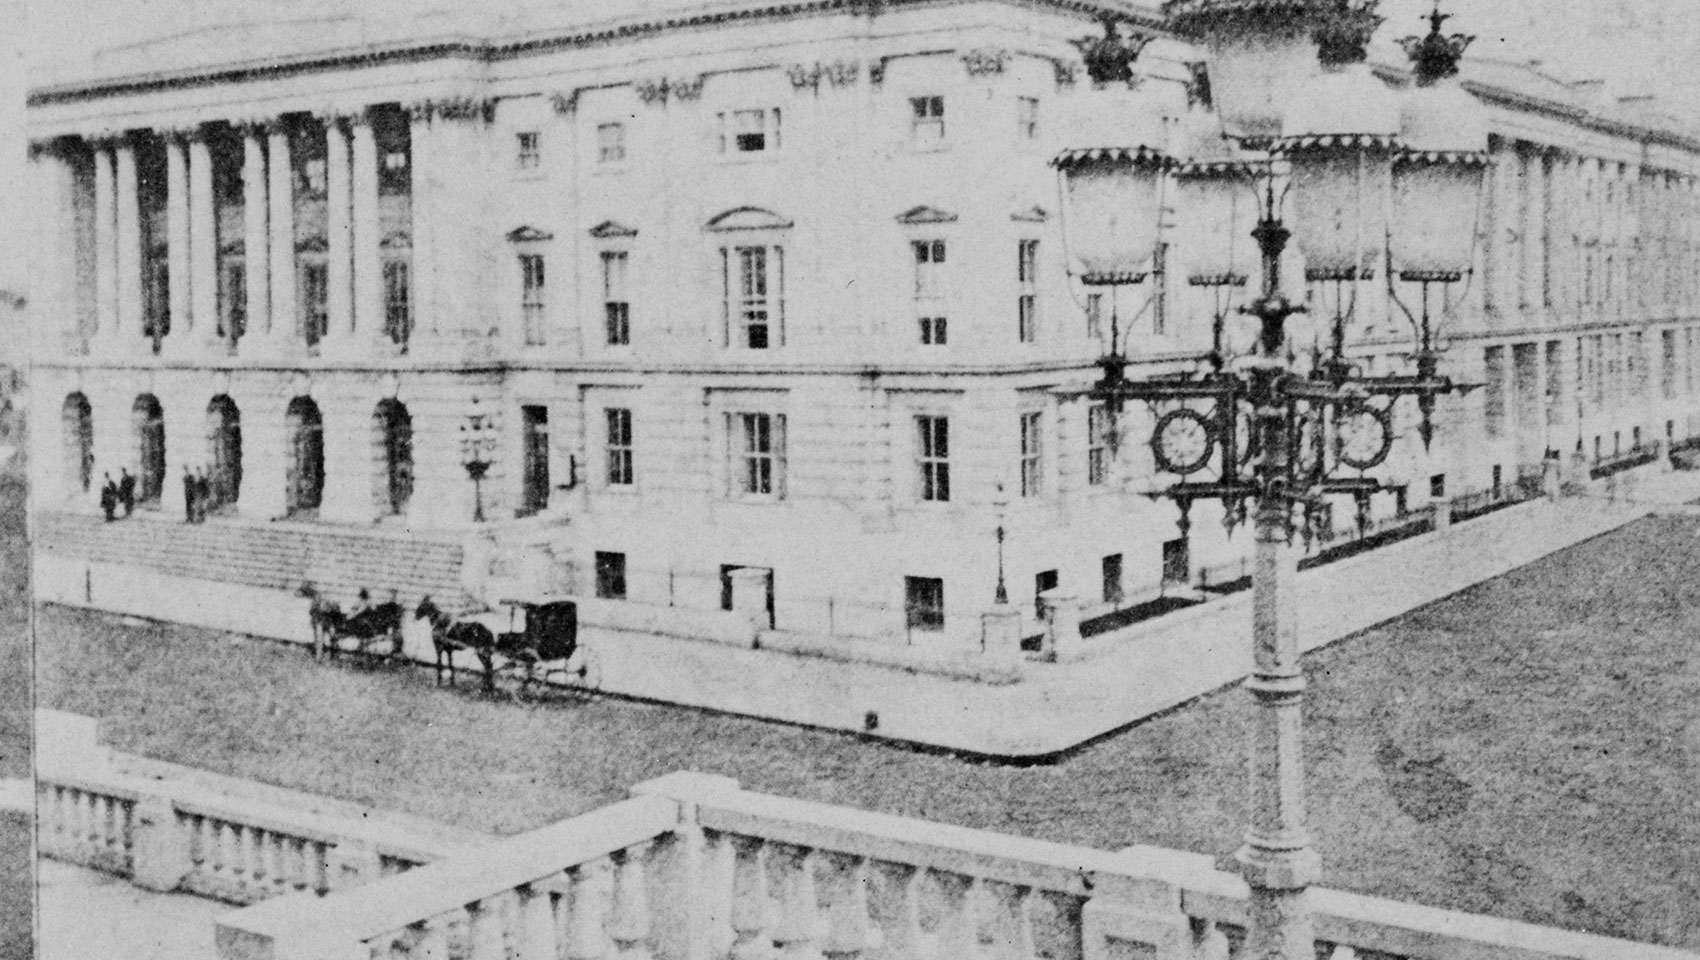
[[1079, 872, 1191, 960], [324, 839, 384, 892], [1430, 498, 1451, 532], [980, 604, 1023, 674], [1040, 591, 1082, 662], [131, 794, 192, 892], [728, 568, 771, 638]]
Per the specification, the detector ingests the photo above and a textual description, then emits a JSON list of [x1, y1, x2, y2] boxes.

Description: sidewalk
[[577, 468, 1700, 758]]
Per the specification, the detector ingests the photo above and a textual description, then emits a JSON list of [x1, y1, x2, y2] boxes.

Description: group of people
[[98, 469, 135, 522], [183, 465, 222, 524]]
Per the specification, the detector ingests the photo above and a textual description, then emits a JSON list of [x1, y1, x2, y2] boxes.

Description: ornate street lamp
[[1058, 3, 1487, 957], [460, 407, 499, 523]]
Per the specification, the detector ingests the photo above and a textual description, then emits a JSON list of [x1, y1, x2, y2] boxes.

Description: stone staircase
[[33, 511, 466, 608]]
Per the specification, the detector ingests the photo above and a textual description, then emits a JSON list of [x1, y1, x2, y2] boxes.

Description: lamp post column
[[1237, 217, 1320, 960]]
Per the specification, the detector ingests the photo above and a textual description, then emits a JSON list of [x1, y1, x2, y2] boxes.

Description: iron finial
[[1398, 1, 1474, 85]]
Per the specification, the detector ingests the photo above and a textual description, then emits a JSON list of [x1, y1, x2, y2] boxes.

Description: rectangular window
[[300, 261, 329, 346], [219, 260, 246, 342], [602, 251, 630, 346], [914, 240, 946, 345], [910, 96, 944, 142], [916, 415, 950, 502], [1018, 240, 1039, 343], [605, 408, 634, 486], [383, 259, 411, 346], [1102, 554, 1124, 605], [520, 253, 546, 346], [598, 123, 626, 163], [1483, 346, 1505, 439], [1020, 411, 1042, 497], [732, 412, 785, 497], [1152, 241, 1169, 336], [1085, 292, 1103, 342], [904, 576, 944, 632], [1087, 403, 1109, 486], [1034, 569, 1059, 619], [521, 405, 549, 515], [721, 109, 780, 153], [724, 245, 783, 349], [1663, 330, 1678, 399], [1017, 96, 1039, 141], [302, 157, 327, 196], [595, 552, 627, 600], [1161, 539, 1189, 585], [516, 131, 540, 170]]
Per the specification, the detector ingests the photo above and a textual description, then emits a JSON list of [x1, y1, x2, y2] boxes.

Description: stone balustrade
[[215, 771, 1700, 960], [35, 710, 479, 906]]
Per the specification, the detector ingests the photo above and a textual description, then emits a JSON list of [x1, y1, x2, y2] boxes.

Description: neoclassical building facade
[[25, 0, 1700, 650]]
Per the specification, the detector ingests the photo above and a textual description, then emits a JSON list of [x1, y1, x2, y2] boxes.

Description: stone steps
[[34, 511, 465, 609]]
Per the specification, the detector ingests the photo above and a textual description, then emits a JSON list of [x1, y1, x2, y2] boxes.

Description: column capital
[[228, 115, 278, 137], [406, 96, 492, 123], [155, 122, 206, 144], [315, 105, 370, 128]]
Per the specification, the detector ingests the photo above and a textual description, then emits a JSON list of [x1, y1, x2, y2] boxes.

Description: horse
[[416, 596, 497, 690], [301, 584, 404, 662]]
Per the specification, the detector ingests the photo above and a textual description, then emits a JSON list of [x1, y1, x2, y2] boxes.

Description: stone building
[[24, 0, 1700, 652]]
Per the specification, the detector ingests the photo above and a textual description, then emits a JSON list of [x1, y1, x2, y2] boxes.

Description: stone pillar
[[188, 129, 219, 352], [91, 137, 117, 348], [404, 103, 439, 350], [164, 132, 192, 356], [114, 136, 143, 350], [323, 113, 354, 354], [728, 567, 771, 638], [242, 395, 290, 521], [131, 795, 192, 893], [350, 113, 383, 347], [241, 122, 271, 353], [1041, 591, 1082, 662], [980, 603, 1023, 674], [324, 839, 383, 892], [266, 123, 297, 352], [319, 388, 377, 526]]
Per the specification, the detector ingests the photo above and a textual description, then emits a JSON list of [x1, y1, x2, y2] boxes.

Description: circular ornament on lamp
[[1335, 404, 1392, 469], [1151, 407, 1217, 474]]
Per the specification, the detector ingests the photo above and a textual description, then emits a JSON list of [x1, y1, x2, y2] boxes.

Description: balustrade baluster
[[1192, 921, 1231, 960], [935, 875, 986, 960], [312, 840, 331, 894], [566, 859, 613, 960], [82, 792, 101, 862], [41, 787, 63, 858], [117, 800, 134, 870], [773, 846, 825, 960], [187, 815, 207, 880], [870, 862, 930, 960], [234, 824, 256, 895], [408, 915, 453, 960], [610, 843, 656, 960], [730, 838, 775, 960], [1003, 885, 1037, 960], [822, 854, 881, 960], [1326, 946, 1357, 960], [466, 895, 508, 960], [516, 880, 561, 960]]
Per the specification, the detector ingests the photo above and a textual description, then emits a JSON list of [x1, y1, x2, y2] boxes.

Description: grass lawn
[[30, 512, 1700, 952]]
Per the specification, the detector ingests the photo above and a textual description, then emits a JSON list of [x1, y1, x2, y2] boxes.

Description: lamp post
[[1057, 3, 1485, 957], [460, 408, 499, 523]]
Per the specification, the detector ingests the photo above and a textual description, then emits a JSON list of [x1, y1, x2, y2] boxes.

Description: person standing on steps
[[117, 467, 135, 517], [183, 465, 197, 523], [100, 472, 117, 522]]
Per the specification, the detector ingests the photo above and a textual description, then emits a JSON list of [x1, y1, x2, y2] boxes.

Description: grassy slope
[[31, 511, 1700, 951]]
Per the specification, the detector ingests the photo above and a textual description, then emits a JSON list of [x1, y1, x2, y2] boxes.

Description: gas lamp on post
[[1056, 2, 1489, 957], [460, 406, 499, 523]]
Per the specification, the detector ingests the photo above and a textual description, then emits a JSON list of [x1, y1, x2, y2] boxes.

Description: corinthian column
[[349, 112, 383, 348], [266, 122, 297, 351], [188, 127, 219, 352], [91, 136, 117, 348], [323, 112, 354, 354], [240, 121, 271, 354], [114, 135, 144, 351], [164, 131, 191, 354]]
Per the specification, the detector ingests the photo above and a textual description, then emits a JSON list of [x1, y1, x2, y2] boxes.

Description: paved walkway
[[37, 861, 225, 960], [574, 469, 1700, 757]]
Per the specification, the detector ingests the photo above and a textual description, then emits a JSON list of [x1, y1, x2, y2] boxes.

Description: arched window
[[132, 394, 166, 506], [206, 395, 242, 510], [372, 399, 412, 515], [61, 393, 93, 495], [285, 397, 324, 516]]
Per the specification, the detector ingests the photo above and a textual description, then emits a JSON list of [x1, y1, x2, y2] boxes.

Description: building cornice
[[26, 0, 1168, 109]]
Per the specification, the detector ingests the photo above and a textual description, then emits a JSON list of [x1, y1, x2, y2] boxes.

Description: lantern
[[1279, 60, 1401, 282], [1052, 86, 1174, 286], [1174, 111, 1260, 287], [1165, 0, 1331, 143], [1390, 9, 1488, 282]]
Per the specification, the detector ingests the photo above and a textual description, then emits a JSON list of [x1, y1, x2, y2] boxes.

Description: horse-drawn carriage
[[300, 585, 405, 662], [416, 595, 598, 698]]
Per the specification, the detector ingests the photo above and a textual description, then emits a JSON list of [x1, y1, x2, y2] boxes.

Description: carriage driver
[[349, 588, 372, 620]]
